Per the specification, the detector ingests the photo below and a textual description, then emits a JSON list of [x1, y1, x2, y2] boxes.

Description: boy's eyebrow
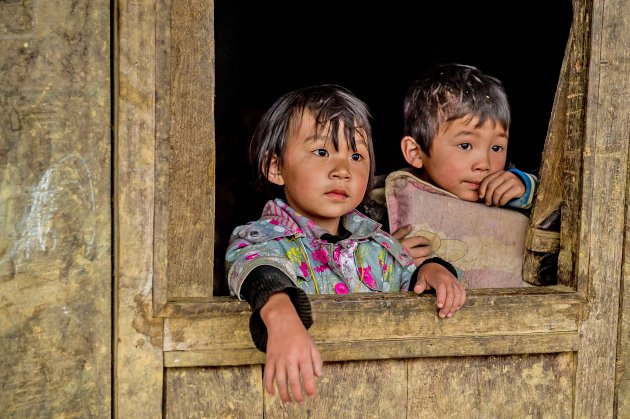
[[453, 129, 508, 139]]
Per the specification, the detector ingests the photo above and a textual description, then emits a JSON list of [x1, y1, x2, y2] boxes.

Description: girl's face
[[267, 111, 371, 235], [418, 116, 508, 201]]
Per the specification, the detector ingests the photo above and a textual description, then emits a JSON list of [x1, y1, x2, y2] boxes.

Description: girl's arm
[[240, 266, 312, 351], [260, 292, 323, 404]]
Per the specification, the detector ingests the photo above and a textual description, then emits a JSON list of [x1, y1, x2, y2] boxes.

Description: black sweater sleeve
[[240, 266, 313, 352]]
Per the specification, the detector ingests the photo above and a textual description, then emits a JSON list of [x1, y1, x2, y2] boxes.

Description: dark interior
[[213, 1, 573, 294]]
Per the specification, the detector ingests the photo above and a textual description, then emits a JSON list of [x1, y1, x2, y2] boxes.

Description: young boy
[[226, 84, 465, 404], [399, 63, 536, 209], [380, 63, 537, 286]]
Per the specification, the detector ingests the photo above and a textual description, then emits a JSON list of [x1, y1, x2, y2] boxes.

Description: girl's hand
[[478, 170, 525, 207], [413, 263, 466, 318], [260, 292, 323, 404], [392, 225, 433, 267]]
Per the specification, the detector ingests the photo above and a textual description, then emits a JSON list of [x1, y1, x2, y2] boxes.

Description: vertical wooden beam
[[573, 0, 630, 416], [166, 0, 216, 299], [0, 1, 111, 416], [617, 137, 630, 417], [116, 0, 164, 416]]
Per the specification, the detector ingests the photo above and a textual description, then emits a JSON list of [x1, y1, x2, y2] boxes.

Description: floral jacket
[[225, 199, 417, 297]]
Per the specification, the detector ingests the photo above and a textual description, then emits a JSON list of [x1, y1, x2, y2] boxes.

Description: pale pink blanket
[[385, 170, 531, 288]]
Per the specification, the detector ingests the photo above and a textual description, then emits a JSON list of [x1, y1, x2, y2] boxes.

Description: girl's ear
[[266, 154, 285, 186], [401, 136, 424, 169]]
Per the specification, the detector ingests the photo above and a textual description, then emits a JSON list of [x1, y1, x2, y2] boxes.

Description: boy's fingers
[[479, 171, 501, 198], [408, 235, 431, 247], [392, 225, 413, 240]]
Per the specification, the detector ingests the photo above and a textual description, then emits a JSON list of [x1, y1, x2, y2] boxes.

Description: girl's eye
[[351, 153, 363, 161], [314, 149, 329, 157], [458, 143, 471, 150], [492, 145, 504, 153]]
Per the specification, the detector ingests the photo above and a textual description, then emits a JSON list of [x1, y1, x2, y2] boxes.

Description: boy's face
[[411, 116, 508, 201], [267, 111, 371, 235]]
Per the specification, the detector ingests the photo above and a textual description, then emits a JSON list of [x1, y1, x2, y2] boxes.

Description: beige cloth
[[385, 170, 531, 288]]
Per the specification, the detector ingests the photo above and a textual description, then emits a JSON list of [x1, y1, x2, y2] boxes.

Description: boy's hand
[[414, 263, 466, 318], [478, 170, 525, 207], [260, 292, 323, 405], [392, 225, 433, 267]]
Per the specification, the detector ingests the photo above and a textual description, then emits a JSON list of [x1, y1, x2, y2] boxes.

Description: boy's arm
[[505, 168, 537, 209], [478, 168, 538, 209]]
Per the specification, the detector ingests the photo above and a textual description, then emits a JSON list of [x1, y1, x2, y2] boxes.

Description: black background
[[213, 1, 573, 294]]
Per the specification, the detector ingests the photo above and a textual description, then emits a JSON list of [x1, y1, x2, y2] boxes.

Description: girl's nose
[[330, 157, 351, 180]]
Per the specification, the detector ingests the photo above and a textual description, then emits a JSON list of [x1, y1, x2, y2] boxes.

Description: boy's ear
[[401, 136, 424, 169], [266, 154, 285, 186]]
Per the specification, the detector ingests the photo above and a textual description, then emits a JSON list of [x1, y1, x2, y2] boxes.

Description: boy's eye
[[314, 149, 329, 157], [492, 145, 504, 152], [351, 153, 363, 161], [458, 143, 472, 150]]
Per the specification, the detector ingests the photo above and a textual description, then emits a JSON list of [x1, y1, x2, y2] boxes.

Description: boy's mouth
[[463, 181, 481, 190]]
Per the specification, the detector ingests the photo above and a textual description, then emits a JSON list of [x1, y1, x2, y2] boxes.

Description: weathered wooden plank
[[265, 360, 406, 418], [153, 0, 172, 313], [522, 26, 569, 284], [408, 353, 575, 417], [165, 332, 579, 367], [162, 287, 582, 366], [558, 0, 591, 287], [617, 153, 630, 416], [166, 0, 216, 299], [0, 1, 111, 417], [165, 365, 263, 418], [573, 0, 630, 416], [116, 0, 164, 417]]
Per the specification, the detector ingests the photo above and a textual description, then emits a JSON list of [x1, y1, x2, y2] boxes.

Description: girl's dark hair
[[249, 84, 375, 198], [403, 63, 511, 155]]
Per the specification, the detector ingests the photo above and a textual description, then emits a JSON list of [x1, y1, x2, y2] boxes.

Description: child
[[225, 84, 465, 404], [399, 63, 536, 208], [384, 63, 537, 287]]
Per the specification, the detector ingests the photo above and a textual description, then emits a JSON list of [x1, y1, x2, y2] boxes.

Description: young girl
[[225, 84, 466, 404]]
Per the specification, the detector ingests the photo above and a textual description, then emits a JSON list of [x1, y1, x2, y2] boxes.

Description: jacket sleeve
[[224, 224, 299, 299], [506, 168, 538, 210]]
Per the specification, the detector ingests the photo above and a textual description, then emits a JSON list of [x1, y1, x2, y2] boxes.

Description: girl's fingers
[[264, 363, 276, 396], [287, 365, 304, 404]]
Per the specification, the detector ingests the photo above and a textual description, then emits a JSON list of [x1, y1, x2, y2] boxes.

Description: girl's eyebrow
[[303, 134, 329, 143]]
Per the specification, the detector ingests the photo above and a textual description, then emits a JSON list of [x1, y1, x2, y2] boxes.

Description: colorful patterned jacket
[[226, 199, 417, 298]]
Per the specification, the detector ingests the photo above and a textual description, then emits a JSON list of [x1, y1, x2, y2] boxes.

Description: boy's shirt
[[225, 198, 417, 297]]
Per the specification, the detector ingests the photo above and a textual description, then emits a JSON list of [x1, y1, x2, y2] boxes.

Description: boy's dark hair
[[250, 84, 375, 198], [403, 63, 511, 155]]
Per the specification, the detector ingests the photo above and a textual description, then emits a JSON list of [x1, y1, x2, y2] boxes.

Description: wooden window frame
[[143, 0, 594, 369], [121, 0, 627, 371], [115, 0, 629, 415]]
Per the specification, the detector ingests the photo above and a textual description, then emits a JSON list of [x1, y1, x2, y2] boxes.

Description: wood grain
[[116, 0, 164, 417], [0, 1, 111, 417]]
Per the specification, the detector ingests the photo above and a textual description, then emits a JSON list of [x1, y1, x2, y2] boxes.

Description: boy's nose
[[473, 152, 491, 171]]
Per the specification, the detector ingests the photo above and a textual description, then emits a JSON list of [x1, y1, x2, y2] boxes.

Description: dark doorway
[[214, 1, 573, 294]]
